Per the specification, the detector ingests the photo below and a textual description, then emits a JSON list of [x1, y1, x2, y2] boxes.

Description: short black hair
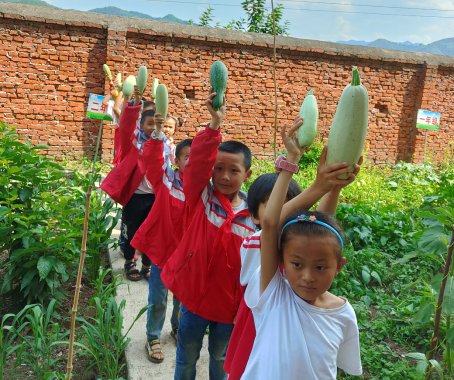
[[175, 138, 192, 159], [247, 173, 302, 220], [280, 210, 344, 260], [143, 101, 155, 111], [140, 109, 155, 126], [219, 140, 252, 171]]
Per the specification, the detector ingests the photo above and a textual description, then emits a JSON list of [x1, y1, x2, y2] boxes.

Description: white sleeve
[[244, 269, 282, 328], [337, 314, 362, 375], [240, 232, 261, 286]]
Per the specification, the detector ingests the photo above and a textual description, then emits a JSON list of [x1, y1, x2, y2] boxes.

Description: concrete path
[[109, 228, 209, 380]]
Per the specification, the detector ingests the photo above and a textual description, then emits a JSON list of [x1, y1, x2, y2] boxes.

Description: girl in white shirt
[[242, 117, 363, 379]]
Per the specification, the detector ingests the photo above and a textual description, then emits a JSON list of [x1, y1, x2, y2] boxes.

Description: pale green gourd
[[297, 89, 318, 148], [102, 64, 112, 81], [155, 84, 168, 119], [136, 66, 148, 94], [122, 75, 136, 98], [151, 78, 159, 98], [326, 67, 368, 179], [115, 73, 122, 92], [210, 60, 228, 110]]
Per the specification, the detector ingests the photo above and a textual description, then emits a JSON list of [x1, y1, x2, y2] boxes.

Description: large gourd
[[297, 89, 318, 148], [122, 75, 136, 98], [326, 67, 368, 179], [136, 66, 148, 94], [210, 60, 228, 110], [155, 84, 168, 119]]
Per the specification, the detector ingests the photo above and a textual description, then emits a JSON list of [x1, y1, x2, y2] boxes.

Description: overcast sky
[[46, 0, 454, 44]]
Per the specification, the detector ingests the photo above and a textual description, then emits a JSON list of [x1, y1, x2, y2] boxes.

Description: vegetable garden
[[0, 119, 453, 379]]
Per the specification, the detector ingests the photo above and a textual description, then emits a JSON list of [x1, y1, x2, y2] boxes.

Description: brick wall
[[1, 4, 453, 165]]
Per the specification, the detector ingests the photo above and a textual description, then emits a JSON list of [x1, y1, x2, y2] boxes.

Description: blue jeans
[[146, 264, 180, 341], [174, 304, 233, 380]]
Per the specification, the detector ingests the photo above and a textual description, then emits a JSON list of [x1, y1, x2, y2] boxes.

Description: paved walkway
[[109, 228, 209, 380]]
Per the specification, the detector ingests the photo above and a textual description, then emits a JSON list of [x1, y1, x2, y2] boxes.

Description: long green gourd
[[102, 64, 112, 81], [155, 84, 168, 119], [210, 60, 228, 110], [297, 89, 318, 148], [326, 66, 368, 179], [136, 66, 148, 94], [122, 75, 136, 98], [151, 78, 159, 98], [115, 72, 122, 92]]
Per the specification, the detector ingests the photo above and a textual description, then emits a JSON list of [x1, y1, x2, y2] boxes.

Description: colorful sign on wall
[[86, 94, 114, 121], [416, 109, 440, 131]]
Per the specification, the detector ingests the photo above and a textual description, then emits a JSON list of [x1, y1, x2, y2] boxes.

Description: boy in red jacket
[[161, 92, 255, 380], [131, 113, 192, 363]]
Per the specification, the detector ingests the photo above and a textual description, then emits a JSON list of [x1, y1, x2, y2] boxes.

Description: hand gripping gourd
[[155, 84, 168, 120], [122, 75, 137, 99], [136, 66, 148, 94], [326, 67, 368, 179], [297, 89, 318, 148], [210, 60, 228, 110]]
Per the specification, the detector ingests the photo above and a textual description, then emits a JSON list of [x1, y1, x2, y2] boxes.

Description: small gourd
[[122, 75, 136, 98], [326, 67, 368, 179], [210, 60, 228, 110], [155, 84, 168, 120], [297, 89, 318, 148], [136, 66, 148, 94], [115, 72, 122, 92]]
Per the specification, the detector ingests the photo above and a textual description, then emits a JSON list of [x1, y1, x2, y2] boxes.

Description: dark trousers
[[121, 192, 155, 265]]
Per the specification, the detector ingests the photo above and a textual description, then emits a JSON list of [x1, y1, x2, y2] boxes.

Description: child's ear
[[336, 257, 347, 273], [245, 169, 252, 181]]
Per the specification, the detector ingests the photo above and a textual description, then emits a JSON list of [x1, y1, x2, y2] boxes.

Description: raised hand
[[205, 90, 226, 130], [281, 116, 305, 163]]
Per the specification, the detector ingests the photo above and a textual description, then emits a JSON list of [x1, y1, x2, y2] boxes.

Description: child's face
[[212, 151, 252, 200], [282, 234, 345, 306], [163, 118, 176, 138], [141, 116, 155, 137], [175, 146, 191, 174], [252, 200, 268, 226]]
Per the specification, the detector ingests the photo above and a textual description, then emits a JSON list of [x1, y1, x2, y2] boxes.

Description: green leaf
[[19, 188, 33, 202], [406, 352, 427, 361], [446, 327, 454, 349], [418, 225, 450, 256], [412, 302, 434, 324], [361, 268, 371, 285], [37, 256, 55, 280], [428, 359, 444, 379], [370, 271, 382, 285]]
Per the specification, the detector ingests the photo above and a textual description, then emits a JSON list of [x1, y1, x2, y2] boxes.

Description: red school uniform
[[161, 126, 256, 324], [100, 102, 147, 206], [130, 137, 185, 268]]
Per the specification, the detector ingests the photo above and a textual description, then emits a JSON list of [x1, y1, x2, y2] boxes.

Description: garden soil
[[110, 227, 210, 380]]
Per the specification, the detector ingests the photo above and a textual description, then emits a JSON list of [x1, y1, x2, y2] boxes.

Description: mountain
[[87, 6, 190, 25], [0, 0, 56, 6], [337, 38, 454, 56]]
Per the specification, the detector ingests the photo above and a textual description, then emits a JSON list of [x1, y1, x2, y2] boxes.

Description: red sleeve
[[184, 126, 222, 208], [116, 102, 141, 162], [142, 138, 165, 188]]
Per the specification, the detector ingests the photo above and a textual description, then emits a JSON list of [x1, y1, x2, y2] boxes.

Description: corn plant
[[15, 299, 68, 379], [0, 304, 34, 380], [76, 297, 147, 379]]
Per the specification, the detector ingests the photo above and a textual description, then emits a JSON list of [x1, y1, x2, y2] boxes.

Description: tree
[[198, 6, 214, 27]]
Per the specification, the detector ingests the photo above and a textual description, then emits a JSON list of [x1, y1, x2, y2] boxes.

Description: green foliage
[[0, 121, 119, 304], [199, 6, 214, 27]]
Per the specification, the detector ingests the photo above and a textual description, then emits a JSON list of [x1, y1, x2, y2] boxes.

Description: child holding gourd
[[239, 119, 362, 379]]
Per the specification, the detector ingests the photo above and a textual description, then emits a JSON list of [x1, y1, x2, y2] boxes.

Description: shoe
[[145, 339, 164, 363]]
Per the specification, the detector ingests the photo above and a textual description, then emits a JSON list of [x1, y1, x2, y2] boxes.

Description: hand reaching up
[[205, 91, 226, 130], [281, 116, 305, 164]]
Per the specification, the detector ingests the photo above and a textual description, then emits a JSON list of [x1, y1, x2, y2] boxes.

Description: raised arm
[[183, 92, 224, 208], [280, 147, 359, 223], [261, 117, 304, 293]]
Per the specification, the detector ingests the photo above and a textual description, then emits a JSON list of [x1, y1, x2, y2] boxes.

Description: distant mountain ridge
[[338, 38, 454, 57], [88, 6, 189, 25]]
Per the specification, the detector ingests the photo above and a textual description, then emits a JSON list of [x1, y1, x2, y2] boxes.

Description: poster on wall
[[416, 109, 440, 131], [86, 94, 114, 121]]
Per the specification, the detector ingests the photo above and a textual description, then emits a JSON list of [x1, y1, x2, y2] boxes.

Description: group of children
[[100, 79, 363, 379]]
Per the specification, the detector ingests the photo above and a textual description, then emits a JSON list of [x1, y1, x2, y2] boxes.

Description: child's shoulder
[[317, 292, 348, 310]]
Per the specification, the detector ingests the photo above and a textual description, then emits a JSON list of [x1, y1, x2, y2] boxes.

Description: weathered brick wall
[[1, 4, 453, 165]]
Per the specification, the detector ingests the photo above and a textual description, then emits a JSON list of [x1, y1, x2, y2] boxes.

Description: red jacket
[[161, 127, 256, 324], [131, 137, 185, 268], [100, 103, 147, 206]]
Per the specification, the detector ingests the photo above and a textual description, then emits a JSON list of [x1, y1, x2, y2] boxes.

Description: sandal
[[124, 261, 142, 282], [145, 339, 164, 363], [140, 265, 151, 280]]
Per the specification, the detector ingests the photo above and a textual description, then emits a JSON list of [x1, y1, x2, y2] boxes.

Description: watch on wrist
[[275, 155, 299, 174]]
